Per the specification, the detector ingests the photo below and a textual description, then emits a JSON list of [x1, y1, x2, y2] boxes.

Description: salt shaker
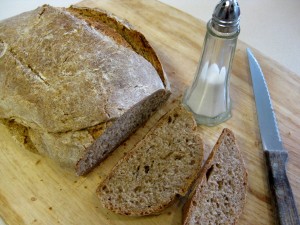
[[182, 0, 240, 126]]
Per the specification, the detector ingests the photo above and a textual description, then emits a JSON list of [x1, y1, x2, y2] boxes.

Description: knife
[[247, 48, 300, 225]]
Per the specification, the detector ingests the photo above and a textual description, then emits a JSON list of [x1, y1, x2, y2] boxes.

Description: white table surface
[[0, 0, 299, 76]]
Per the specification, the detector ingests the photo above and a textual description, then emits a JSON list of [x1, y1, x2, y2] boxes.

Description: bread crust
[[0, 5, 170, 172], [67, 6, 170, 90], [182, 128, 248, 225]]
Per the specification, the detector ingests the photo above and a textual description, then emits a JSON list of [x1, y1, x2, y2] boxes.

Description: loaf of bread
[[0, 5, 170, 174], [96, 105, 204, 216], [182, 128, 247, 225]]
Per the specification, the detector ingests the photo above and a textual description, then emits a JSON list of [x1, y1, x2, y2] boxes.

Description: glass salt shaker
[[182, 0, 240, 126]]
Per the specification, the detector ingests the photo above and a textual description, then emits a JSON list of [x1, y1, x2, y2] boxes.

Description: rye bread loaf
[[0, 5, 170, 174], [96, 105, 204, 216], [182, 128, 248, 225]]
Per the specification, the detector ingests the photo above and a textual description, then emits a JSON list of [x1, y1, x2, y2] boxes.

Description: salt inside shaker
[[182, 0, 240, 126]]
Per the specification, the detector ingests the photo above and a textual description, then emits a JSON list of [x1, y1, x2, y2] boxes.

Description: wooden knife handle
[[265, 150, 300, 225]]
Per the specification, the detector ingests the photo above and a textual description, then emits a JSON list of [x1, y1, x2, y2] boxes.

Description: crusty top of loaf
[[0, 5, 165, 133]]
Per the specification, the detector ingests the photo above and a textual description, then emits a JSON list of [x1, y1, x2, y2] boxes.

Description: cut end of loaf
[[96, 105, 204, 216], [183, 128, 248, 225], [75, 90, 170, 176]]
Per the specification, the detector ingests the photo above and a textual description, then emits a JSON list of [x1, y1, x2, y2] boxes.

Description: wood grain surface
[[1, 0, 300, 224]]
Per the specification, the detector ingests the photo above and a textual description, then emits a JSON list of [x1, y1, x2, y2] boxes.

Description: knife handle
[[265, 150, 300, 225]]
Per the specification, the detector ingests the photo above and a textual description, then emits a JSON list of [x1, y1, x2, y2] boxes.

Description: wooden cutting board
[[0, 0, 299, 224]]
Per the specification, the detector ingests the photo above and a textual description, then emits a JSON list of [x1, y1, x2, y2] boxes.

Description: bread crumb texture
[[97, 106, 204, 216], [184, 129, 247, 225]]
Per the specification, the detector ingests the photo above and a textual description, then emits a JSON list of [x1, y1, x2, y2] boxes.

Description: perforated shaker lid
[[211, 0, 240, 33]]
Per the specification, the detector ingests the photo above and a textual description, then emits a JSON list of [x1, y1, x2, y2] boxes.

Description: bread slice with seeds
[[96, 105, 204, 216], [183, 128, 247, 225]]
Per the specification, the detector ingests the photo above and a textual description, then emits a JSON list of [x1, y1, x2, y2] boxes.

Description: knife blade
[[247, 48, 300, 225]]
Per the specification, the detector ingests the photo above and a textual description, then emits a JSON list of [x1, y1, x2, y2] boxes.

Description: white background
[[0, 0, 300, 76]]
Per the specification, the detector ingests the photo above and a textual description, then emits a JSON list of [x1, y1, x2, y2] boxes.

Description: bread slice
[[0, 5, 170, 174], [183, 128, 247, 225], [96, 105, 204, 216]]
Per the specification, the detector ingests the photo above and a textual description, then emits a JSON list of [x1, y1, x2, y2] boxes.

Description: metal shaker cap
[[211, 0, 240, 34]]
